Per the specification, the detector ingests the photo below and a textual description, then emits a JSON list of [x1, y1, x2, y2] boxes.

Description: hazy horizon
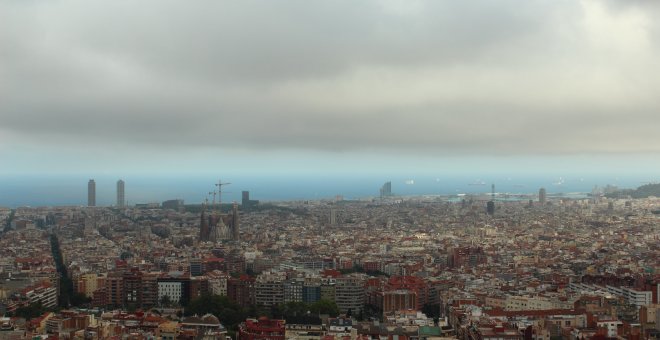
[[1, 1, 659, 202], [0, 172, 655, 208]]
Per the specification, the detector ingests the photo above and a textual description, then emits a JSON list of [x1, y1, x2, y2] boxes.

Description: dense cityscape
[[1, 179, 659, 340], [4, 1, 660, 340]]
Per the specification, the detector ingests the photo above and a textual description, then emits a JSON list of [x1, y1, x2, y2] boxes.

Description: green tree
[[282, 302, 308, 318], [160, 295, 172, 307], [13, 302, 46, 320], [310, 299, 340, 317], [422, 304, 440, 318], [185, 294, 246, 332], [270, 304, 283, 319], [70, 292, 92, 307]]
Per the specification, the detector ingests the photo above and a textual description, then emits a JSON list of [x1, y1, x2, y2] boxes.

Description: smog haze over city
[[2, 1, 660, 205]]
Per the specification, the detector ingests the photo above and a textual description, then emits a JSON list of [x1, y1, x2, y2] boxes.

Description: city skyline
[[1, 1, 660, 179], [0, 174, 652, 208], [2, 2, 660, 338]]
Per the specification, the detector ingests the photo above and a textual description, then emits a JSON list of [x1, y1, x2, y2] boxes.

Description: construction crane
[[215, 179, 231, 212], [209, 191, 217, 207]]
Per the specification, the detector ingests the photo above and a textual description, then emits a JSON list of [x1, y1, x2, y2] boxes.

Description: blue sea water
[[0, 174, 652, 207]]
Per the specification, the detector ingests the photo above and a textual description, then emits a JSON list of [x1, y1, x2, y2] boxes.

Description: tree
[[13, 302, 46, 320], [422, 304, 440, 318], [70, 292, 92, 307], [160, 295, 172, 307], [185, 294, 246, 332], [310, 299, 340, 317], [282, 302, 308, 318], [270, 304, 283, 319]]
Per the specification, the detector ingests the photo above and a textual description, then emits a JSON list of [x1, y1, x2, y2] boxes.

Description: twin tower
[[87, 179, 125, 207]]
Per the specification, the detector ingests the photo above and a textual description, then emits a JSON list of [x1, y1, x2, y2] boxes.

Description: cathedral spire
[[199, 199, 210, 242]]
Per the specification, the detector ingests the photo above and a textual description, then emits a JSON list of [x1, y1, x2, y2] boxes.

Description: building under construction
[[199, 202, 240, 243], [199, 180, 240, 243]]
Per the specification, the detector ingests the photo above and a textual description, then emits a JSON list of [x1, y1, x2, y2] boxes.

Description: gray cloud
[[2, 0, 660, 156]]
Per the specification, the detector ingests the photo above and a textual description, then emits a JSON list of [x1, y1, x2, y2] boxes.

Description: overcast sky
[[1, 0, 660, 178]]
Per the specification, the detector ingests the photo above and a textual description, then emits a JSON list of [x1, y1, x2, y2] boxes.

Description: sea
[[0, 174, 652, 208]]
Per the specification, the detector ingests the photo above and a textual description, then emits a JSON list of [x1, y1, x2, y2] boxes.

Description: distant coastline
[[0, 174, 655, 208]]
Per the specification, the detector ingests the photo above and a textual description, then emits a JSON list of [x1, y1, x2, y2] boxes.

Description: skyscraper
[[539, 187, 546, 205], [380, 181, 392, 198], [242, 191, 250, 207], [486, 184, 495, 215], [117, 179, 125, 208], [88, 179, 96, 207], [241, 190, 259, 209]]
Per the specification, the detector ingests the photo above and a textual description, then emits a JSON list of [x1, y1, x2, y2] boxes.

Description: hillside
[[606, 183, 660, 199]]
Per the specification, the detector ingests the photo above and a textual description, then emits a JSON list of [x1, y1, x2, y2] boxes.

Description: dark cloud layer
[[2, 0, 660, 156]]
